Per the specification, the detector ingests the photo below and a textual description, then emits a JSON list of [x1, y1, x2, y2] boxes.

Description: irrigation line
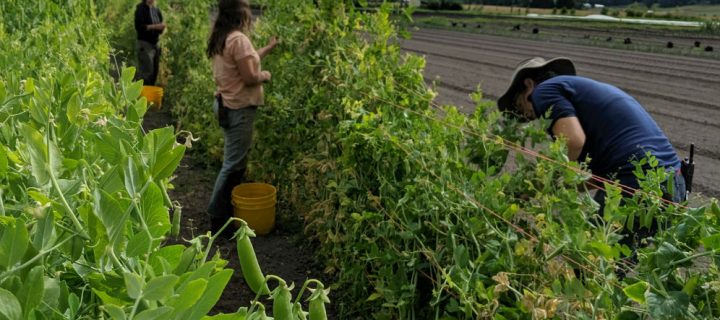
[[386, 79, 688, 210]]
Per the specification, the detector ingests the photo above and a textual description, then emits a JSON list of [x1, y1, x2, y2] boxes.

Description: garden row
[[158, 0, 720, 319], [0, 1, 324, 319]]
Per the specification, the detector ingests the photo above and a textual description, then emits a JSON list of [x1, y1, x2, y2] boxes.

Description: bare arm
[[147, 22, 166, 31], [256, 37, 279, 59], [237, 56, 270, 85], [552, 116, 586, 161]]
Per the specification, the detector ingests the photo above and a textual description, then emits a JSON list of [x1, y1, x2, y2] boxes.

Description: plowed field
[[402, 28, 720, 197]]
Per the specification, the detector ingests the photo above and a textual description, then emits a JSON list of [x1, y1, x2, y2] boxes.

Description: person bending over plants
[[497, 57, 686, 250], [206, 0, 278, 237]]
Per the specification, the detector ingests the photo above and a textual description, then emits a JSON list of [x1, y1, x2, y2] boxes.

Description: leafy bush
[[164, 0, 720, 319], [0, 1, 327, 319]]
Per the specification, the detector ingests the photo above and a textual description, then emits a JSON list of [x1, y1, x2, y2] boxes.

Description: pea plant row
[[0, 1, 327, 319], [136, 0, 720, 319]]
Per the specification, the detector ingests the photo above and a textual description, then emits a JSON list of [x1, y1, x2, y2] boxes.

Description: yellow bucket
[[231, 183, 277, 235], [141, 85, 164, 111]]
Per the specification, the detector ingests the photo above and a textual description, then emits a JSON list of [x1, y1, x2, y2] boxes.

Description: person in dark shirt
[[497, 57, 686, 250], [134, 0, 165, 85]]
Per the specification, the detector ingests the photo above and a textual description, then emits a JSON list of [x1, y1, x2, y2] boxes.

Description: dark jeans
[[207, 101, 257, 220], [136, 40, 160, 85], [593, 168, 686, 271]]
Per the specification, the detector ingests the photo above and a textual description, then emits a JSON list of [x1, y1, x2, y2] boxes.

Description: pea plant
[[150, 0, 720, 318], [0, 1, 329, 319]]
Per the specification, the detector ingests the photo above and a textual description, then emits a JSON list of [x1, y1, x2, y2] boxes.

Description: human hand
[[262, 71, 272, 83], [267, 36, 279, 49]]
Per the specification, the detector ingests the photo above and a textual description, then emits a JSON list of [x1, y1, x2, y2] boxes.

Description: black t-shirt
[[134, 3, 164, 45]]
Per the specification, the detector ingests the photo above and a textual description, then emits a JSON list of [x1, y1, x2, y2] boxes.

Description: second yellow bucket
[[141, 85, 164, 111], [231, 183, 277, 235]]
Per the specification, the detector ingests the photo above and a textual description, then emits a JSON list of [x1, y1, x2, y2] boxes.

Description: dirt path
[[142, 110, 337, 318], [402, 27, 720, 197]]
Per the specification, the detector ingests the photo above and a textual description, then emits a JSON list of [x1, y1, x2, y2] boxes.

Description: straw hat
[[497, 57, 576, 115]]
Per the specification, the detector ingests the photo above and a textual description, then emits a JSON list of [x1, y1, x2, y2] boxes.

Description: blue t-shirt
[[531, 75, 680, 177]]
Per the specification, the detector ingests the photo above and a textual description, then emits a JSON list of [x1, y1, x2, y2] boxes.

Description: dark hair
[[513, 69, 558, 104], [206, 0, 252, 58]]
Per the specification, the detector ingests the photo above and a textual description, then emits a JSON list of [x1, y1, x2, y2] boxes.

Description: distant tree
[[557, 0, 575, 9], [532, 0, 556, 8]]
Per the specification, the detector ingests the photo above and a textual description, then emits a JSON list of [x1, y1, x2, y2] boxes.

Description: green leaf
[[169, 279, 208, 315], [66, 93, 81, 125], [123, 272, 144, 300], [133, 95, 147, 120], [645, 291, 690, 320], [654, 242, 688, 267], [95, 133, 122, 164], [711, 200, 720, 218], [134, 307, 173, 320], [126, 232, 152, 258], [15, 266, 44, 318], [126, 81, 143, 102], [0, 145, 7, 177], [143, 128, 185, 181], [149, 245, 185, 274], [103, 304, 127, 320], [32, 210, 54, 251], [42, 278, 61, 310], [95, 189, 130, 250], [623, 281, 648, 304], [92, 289, 129, 306], [153, 146, 185, 181], [122, 155, 139, 197], [0, 218, 29, 270], [682, 276, 699, 296], [141, 183, 170, 239], [0, 288, 22, 320], [701, 234, 720, 250], [142, 275, 179, 301], [0, 81, 6, 104], [68, 293, 80, 318], [121, 67, 136, 87], [21, 124, 50, 185], [185, 269, 233, 320], [589, 241, 619, 259]]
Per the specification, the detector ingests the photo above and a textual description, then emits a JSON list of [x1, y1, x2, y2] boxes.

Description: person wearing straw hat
[[497, 57, 686, 244]]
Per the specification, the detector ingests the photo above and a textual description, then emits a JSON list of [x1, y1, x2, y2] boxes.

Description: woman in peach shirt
[[205, 0, 278, 236]]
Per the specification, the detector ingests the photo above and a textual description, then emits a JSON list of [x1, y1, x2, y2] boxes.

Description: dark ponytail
[[206, 0, 252, 58]]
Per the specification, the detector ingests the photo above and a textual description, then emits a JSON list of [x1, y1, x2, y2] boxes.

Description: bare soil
[[401, 27, 720, 198]]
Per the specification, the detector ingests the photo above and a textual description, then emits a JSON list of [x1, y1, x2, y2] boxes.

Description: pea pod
[[170, 203, 181, 237], [307, 283, 330, 320], [173, 245, 196, 275], [271, 281, 294, 320], [236, 222, 270, 295]]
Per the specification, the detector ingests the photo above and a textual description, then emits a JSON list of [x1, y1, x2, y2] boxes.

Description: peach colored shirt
[[213, 31, 264, 109]]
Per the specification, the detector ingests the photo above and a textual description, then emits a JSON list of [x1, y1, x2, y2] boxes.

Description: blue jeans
[[593, 168, 686, 249], [207, 101, 257, 219]]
